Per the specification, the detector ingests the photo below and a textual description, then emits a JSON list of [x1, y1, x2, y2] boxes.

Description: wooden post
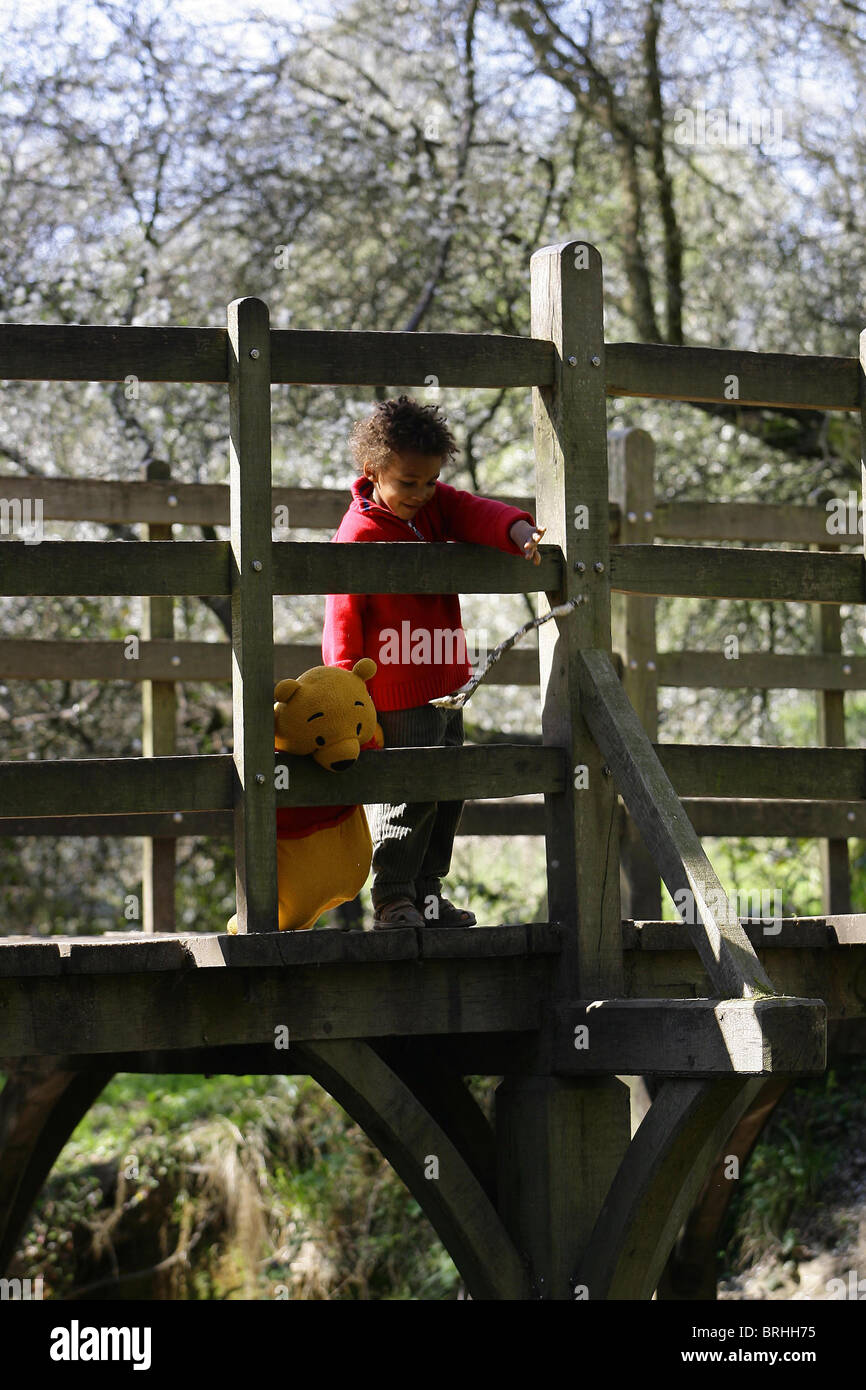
[[814, 540, 851, 914], [228, 298, 277, 933], [141, 458, 176, 933], [494, 242, 630, 1301], [609, 428, 661, 921]]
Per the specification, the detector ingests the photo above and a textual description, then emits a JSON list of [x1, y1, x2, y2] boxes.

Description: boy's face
[[365, 450, 442, 520]]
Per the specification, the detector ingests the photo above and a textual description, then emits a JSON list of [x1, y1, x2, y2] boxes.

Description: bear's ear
[[352, 657, 377, 683], [274, 678, 301, 702]]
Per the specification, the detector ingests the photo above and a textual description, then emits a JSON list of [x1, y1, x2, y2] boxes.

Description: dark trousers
[[365, 703, 465, 909]]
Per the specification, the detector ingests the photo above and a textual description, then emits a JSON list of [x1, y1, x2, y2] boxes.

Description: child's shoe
[[372, 895, 426, 929], [415, 893, 476, 927]]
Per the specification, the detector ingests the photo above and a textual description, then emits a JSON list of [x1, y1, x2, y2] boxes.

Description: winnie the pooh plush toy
[[227, 659, 384, 933]]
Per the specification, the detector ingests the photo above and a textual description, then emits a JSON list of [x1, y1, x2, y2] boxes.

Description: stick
[[430, 596, 585, 709]]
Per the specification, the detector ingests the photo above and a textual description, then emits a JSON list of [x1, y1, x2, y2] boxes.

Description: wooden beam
[[496, 1075, 631, 1299], [531, 238, 622, 997], [274, 745, 564, 806], [657, 500, 861, 546], [0, 639, 537, 686], [141, 459, 177, 935], [0, 755, 233, 816], [269, 329, 553, 388], [554, 998, 826, 1076], [576, 648, 775, 999], [228, 298, 278, 934], [272, 539, 562, 595], [0, 324, 554, 389], [0, 954, 556, 1054], [576, 1077, 765, 1299], [299, 1040, 530, 1300], [609, 428, 661, 919], [684, 798, 866, 838], [611, 544, 865, 603], [0, 324, 227, 382], [0, 541, 231, 596], [814, 540, 851, 913], [605, 342, 858, 410], [657, 650, 866, 690], [0, 746, 562, 819], [658, 744, 866, 799], [0, 1060, 114, 1272]]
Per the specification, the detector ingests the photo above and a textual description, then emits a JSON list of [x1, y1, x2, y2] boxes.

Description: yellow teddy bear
[[227, 659, 384, 933]]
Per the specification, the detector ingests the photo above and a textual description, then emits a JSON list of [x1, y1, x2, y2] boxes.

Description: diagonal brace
[[576, 649, 775, 999]]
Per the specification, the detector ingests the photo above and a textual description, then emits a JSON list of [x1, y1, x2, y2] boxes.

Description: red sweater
[[321, 476, 536, 710]]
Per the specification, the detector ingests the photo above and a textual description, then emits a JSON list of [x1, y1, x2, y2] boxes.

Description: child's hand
[[510, 520, 546, 565]]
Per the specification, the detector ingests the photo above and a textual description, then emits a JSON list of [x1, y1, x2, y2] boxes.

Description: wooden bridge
[[0, 239, 864, 1299]]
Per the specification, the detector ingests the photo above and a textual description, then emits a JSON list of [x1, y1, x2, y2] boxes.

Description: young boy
[[322, 395, 543, 930]]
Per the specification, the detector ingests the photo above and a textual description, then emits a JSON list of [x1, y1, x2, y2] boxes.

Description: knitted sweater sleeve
[[435, 481, 536, 553]]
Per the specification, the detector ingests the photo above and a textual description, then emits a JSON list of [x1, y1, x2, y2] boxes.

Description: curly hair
[[349, 395, 458, 474]]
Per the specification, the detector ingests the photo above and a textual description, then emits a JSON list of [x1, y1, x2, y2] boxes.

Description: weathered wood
[[659, 744, 866, 799], [282, 744, 564, 807], [554, 998, 826, 1075], [4, 471, 858, 546], [0, 324, 227, 382], [496, 1075, 631, 1298], [658, 649, 866, 690], [814, 541, 851, 913], [575, 1078, 765, 1299], [605, 342, 858, 411], [0, 811, 233, 837], [0, 638, 537, 686], [0, 955, 556, 1054], [0, 474, 537, 530], [657, 1077, 790, 1300], [0, 324, 551, 391], [0, 541, 230, 596], [576, 649, 775, 999], [0, 755, 234, 817], [684, 797, 866, 837], [531, 239, 622, 997], [0, 923, 562, 975], [609, 428, 661, 919], [0, 746, 562, 819], [0, 798, 543, 840], [0, 756, 233, 817], [270, 329, 553, 388], [0, 1059, 114, 1273], [658, 500, 861, 546], [272, 539, 561, 595], [611, 543, 865, 603], [297, 1039, 530, 1299], [228, 297, 278, 934], [141, 459, 177, 935]]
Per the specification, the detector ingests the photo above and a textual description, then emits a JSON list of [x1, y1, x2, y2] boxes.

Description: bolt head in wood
[[167, 494, 179, 507], [567, 355, 577, 366], [252, 559, 263, 571], [255, 773, 266, 785], [249, 348, 261, 359], [593, 560, 604, 572], [590, 354, 601, 367], [574, 560, 586, 572]]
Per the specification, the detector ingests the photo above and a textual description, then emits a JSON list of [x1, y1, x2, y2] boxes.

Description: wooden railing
[[1, 430, 860, 924], [0, 264, 863, 961]]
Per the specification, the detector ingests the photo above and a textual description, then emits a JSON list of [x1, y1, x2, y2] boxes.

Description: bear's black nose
[[330, 758, 354, 771]]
